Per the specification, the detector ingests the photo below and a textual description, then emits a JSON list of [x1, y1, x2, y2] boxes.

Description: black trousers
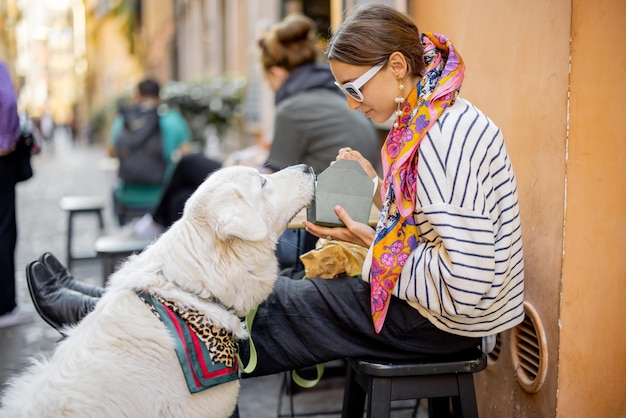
[[152, 153, 221, 227], [239, 274, 481, 377], [0, 152, 19, 316]]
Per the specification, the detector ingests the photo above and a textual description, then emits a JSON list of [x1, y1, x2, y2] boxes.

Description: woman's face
[[329, 60, 398, 124]]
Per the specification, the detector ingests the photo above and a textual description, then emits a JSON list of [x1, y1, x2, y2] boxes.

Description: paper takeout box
[[306, 159, 374, 227]]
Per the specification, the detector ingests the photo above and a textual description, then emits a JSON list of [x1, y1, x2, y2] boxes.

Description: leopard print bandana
[[137, 290, 239, 393]]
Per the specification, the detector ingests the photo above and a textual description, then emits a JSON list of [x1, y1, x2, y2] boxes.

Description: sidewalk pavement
[[0, 128, 424, 417]]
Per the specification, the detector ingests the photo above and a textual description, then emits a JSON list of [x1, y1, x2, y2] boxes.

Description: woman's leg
[[40, 252, 104, 297], [152, 154, 221, 227], [162, 187, 196, 226], [27, 260, 99, 332], [239, 274, 481, 377], [0, 183, 17, 316], [28, 261, 481, 368], [0, 151, 19, 317]]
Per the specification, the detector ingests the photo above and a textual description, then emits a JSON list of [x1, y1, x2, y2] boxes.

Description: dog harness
[[136, 291, 239, 394]]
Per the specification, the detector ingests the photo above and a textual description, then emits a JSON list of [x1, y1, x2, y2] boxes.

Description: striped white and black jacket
[[362, 97, 525, 337]]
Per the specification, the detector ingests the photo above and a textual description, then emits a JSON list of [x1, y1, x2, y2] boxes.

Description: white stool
[[94, 235, 152, 284], [59, 196, 106, 270]]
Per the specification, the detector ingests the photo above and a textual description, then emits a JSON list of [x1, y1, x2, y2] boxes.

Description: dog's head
[[109, 165, 314, 319], [183, 164, 315, 243]]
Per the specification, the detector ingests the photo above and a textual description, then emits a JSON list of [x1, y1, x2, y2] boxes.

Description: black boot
[[26, 260, 99, 334], [39, 252, 105, 297]]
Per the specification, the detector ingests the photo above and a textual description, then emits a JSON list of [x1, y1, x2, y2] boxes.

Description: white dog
[[0, 164, 314, 418]]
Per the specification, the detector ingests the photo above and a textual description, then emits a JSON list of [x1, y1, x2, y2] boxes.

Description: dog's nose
[[293, 163, 315, 176], [288, 164, 316, 180]]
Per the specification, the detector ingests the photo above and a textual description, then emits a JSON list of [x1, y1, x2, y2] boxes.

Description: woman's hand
[[335, 147, 382, 208], [336, 147, 378, 179], [303, 205, 375, 249]]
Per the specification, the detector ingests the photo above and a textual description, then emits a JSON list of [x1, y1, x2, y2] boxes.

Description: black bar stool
[[342, 350, 487, 418]]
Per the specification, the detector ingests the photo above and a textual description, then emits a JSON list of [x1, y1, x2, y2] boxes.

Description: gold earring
[[393, 74, 404, 128]]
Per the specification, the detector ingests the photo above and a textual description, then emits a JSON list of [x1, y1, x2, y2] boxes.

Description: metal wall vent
[[510, 301, 548, 393]]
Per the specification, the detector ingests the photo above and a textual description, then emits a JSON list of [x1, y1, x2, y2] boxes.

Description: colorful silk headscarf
[[370, 33, 465, 333]]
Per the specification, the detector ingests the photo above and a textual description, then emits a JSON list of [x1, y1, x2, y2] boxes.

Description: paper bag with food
[[300, 238, 369, 279]]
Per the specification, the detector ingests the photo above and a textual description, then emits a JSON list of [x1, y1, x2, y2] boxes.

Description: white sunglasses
[[334, 63, 384, 102]]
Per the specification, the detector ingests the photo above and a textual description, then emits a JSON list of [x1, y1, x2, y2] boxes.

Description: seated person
[[108, 77, 192, 225]]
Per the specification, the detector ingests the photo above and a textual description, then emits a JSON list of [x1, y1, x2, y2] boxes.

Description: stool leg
[[454, 374, 479, 418], [66, 211, 74, 269], [429, 398, 453, 418], [367, 377, 392, 418], [96, 209, 104, 230], [276, 372, 293, 418], [342, 364, 365, 418], [102, 255, 115, 285]]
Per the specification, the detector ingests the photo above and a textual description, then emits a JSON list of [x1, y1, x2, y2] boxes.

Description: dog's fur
[[0, 164, 314, 418]]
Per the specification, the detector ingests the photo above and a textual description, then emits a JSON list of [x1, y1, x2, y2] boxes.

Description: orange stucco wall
[[559, 0, 626, 416], [86, 17, 142, 106], [139, 0, 176, 83], [412, 0, 625, 416]]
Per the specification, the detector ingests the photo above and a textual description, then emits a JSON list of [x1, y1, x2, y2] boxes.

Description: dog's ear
[[214, 188, 269, 242]]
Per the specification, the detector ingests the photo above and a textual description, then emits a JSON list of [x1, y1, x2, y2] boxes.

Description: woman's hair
[[259, 14, 320, 71], [326, 4, 425, 77], [137, 77, 160, 98]]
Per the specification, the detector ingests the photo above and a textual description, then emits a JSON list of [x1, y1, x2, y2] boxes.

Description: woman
[[258, 13, 380, 174], [241, 4, 524, 374], [29, 3, 523, 384], [134, 13, 380, 238]]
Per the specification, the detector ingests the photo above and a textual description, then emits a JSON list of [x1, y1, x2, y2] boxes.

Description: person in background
[[108, 77, 192, 225], [134, 153, 222, 237], [26, 3, 524, 375], [258, 12, 380, 174], [133, 13, 380, 239], [0, 61, 34, 328], [38, 109, 55, 141]]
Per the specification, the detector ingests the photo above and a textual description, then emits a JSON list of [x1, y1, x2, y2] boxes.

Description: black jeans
[[39, 268, 480, 378], [238, 274, 481, 377], [152, 153, 222, 227]]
